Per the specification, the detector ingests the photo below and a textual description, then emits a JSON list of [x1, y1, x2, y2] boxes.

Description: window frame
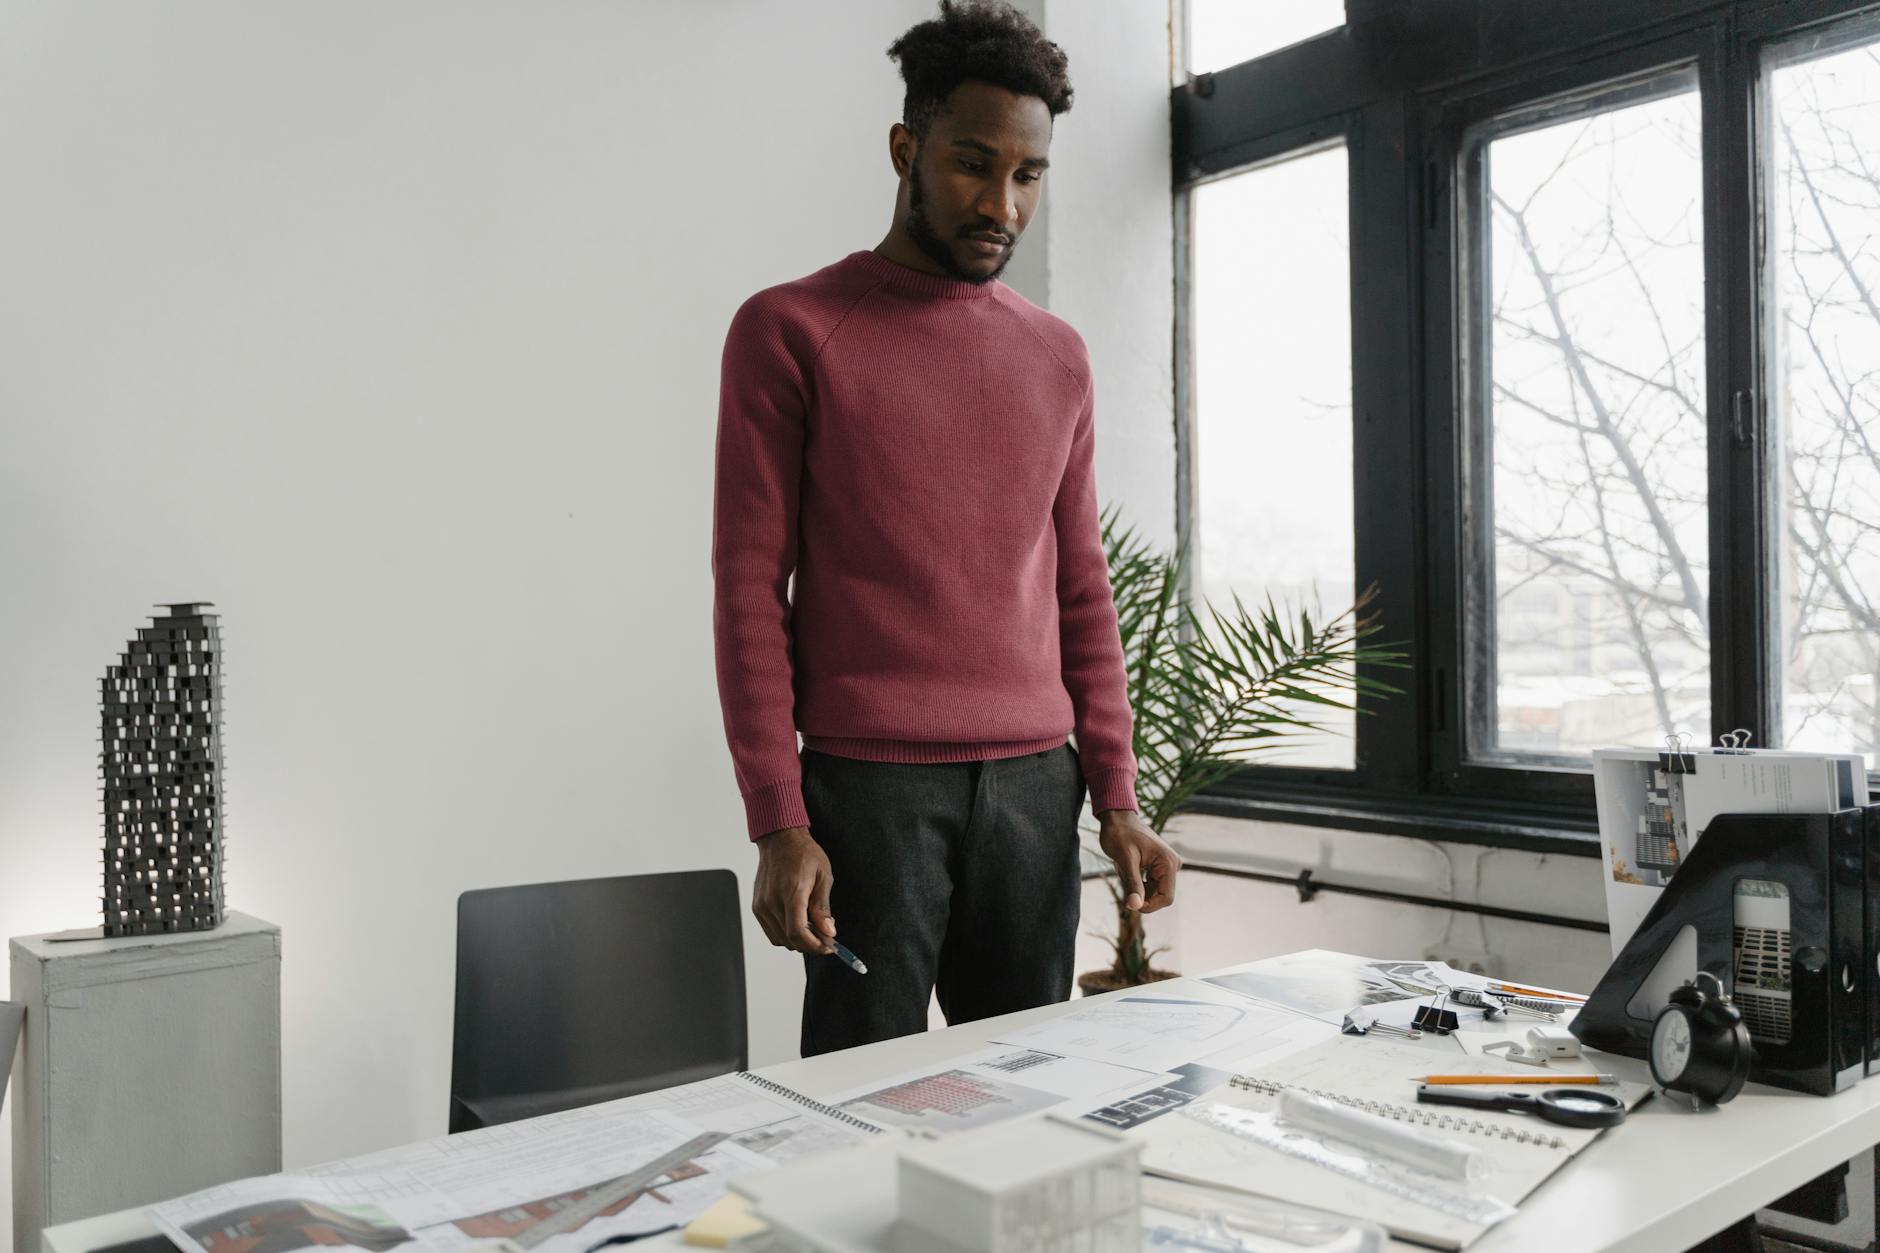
[[1176, 112, 1361, 780], [1452, 63, 1715, 776], [1756, 5, 1880, 754], [1431, 33, 1730, 810], [1173, 0, 1880, 853]]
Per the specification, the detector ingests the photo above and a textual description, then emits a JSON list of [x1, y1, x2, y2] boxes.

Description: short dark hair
[[885, 0, 1074, 143]]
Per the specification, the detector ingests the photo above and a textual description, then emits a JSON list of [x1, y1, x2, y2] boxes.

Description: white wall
[[1158, 816, 1613, 988], [1041, 0, 1180, 550]]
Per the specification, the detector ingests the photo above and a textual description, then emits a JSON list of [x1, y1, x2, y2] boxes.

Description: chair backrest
[[449, 868, 746, 1132]]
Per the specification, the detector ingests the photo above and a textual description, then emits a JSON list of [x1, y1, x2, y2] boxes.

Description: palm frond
[[1097, 505, 1409, 839]]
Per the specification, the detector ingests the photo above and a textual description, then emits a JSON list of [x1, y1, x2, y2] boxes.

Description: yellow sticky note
[[683, 1193, 767, 1248]]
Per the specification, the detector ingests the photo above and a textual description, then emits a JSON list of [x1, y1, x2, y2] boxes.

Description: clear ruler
[[512, 1130, 729, 1247], [1183, 1103, 1516, 1228]]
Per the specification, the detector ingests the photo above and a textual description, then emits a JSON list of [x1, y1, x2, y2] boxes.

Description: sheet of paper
[[1080, 1060, 1235, 1131], [1195, 1010, 1333, 1072], [287, 1075, 878, 1249], [319, 1073, 879, 1188], [1680, 751, 1868, 846], [1231, 1032, 1651, 1153], [1080, 1014, 1331, 1131], [349, 1109, 747, 1229], [834, 1065, 1064, 1133], [988, 994, 1293, 1073], [583, 1071, 884, 1165], [1202, 951, 1440, 1024], [958, 1044, 1170, 1100], [150, 1170, 449, 1253], [1448, 1026, 1628, 1078], [162, 1093, 801, 1251], [1136, 1103, 1491, 1251], [1186, 1014, 1337, 1089], [1594, 746, 1863, 959], [1135, 1032, 1654, 1251], [407, 1123, 773, 1253], [820, 1044, 1170, 1135]]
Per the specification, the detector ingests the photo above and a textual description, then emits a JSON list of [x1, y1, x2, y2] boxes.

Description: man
[[711, 0, 1179, 1058]]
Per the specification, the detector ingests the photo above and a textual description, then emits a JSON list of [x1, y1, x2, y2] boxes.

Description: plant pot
[[1076, 967, 1180, 997]]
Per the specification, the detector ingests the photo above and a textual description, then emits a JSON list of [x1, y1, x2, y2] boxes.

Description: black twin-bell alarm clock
[[1648, 970, 1753, 1106]]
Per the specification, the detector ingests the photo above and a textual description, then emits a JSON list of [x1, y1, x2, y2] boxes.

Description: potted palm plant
[[1076, 506, 1406, 996]]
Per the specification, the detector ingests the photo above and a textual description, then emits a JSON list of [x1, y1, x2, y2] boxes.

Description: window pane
[[1473, 81, 1710, 759], [1772, 33, 1880, 771], [1192, 143, 1354, 768], [1188, 0, 1344, 75]]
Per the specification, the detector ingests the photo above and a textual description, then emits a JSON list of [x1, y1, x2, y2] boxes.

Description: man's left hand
[[1096, 809, 1181, 913]]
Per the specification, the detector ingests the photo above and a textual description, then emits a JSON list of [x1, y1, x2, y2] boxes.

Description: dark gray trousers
[[798, 742, 1087, 1058]]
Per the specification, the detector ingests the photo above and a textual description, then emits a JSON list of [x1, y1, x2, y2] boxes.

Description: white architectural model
[[896, 1115, 1139, 1253]]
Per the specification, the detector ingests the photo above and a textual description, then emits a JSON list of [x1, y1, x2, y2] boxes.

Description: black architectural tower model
[[101, 603, 226, 936]]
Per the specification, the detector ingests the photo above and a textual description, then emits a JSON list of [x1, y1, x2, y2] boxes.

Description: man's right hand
[[752, 825, 837, 955]]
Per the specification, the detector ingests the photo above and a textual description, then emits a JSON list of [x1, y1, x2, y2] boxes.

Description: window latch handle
[[1731, 388, 1755, 447]]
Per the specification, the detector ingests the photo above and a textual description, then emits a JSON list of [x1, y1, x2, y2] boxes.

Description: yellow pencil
[[1421, 1073, 1614, 1085], [1487, 981, 1586, 1002]]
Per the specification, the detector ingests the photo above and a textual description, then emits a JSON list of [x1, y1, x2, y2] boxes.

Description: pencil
[[1420, 1073, 1614, 1085], [1487, 981, 1586, 1002]]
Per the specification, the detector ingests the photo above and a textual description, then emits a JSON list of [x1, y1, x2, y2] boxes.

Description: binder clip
[[1412, 991, 1460, 1036], [1658, 731, 1696, 775], [1341, 1009, 1421, 1041]]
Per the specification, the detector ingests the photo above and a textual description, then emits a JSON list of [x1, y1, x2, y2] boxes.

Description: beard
[[904, 157, 1012, 285]]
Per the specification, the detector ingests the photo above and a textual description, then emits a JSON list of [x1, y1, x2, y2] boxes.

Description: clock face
[[1652, 1009, 1693, 1082]]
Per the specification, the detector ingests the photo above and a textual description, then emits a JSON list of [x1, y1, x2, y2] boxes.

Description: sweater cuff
[[742, 778, 810, 842], [1085, 767, 1139, 815]]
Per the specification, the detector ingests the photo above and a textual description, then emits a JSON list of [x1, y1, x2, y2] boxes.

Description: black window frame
[[1172, 0, 1880, 855]]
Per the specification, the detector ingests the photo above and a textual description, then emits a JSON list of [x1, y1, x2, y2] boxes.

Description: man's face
[[896, 80, 1052, 284]]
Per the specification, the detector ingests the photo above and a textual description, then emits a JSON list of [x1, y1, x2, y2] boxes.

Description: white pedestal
[[10, 910, 281, 1251]]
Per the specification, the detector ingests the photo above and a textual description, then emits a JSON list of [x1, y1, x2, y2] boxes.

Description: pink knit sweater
[[711, 249, 1139, 841]]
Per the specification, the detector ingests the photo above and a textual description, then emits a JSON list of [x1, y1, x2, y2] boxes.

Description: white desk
[[41, 951, 1880, 1253]]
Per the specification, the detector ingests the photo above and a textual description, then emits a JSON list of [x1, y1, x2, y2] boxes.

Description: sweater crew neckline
[[848, 248, 1003, 300]]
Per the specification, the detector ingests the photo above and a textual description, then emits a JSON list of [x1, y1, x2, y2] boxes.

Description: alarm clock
[[1648, 970, 1752, 1107]]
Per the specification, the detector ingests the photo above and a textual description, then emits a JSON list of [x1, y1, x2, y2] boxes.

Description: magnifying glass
[[1416, 1083, 1627, 1129]]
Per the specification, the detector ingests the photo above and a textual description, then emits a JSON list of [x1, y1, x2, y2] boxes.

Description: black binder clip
[[1658, 731, 1697, 775], [1412, 991, 1461, 1035]]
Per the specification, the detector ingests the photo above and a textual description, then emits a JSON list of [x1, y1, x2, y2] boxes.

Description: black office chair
[[449, 868, 747, 1132]]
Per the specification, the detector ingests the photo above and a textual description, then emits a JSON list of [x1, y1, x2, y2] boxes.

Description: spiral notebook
[[1134, 1033, 1651, 1250], [733, 1072, 890, 1134], [1222, 1075, 1577, 1150]]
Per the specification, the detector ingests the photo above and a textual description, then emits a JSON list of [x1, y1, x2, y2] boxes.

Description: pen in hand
[[830, 938, 867, 974]]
